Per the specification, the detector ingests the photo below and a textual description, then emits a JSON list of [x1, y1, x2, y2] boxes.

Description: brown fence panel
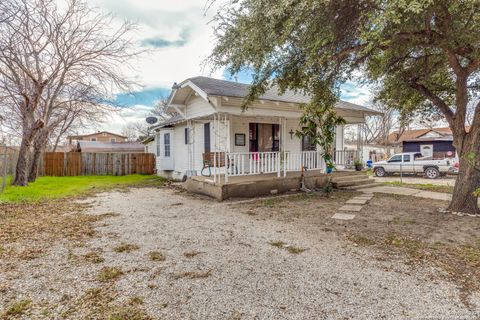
[[66, 152, 82, 176], [43, 152, 65, 176], [42, 152, 155, 176]]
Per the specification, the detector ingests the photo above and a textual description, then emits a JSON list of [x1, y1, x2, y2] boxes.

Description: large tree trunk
[[28, 129, 49, 182], [448, 136, 480, 215], [13, 137, 32, 186], [12, 118, 44, 186]]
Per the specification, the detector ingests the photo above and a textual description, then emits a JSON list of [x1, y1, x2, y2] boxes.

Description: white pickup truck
[[372, 152, 454, 179]]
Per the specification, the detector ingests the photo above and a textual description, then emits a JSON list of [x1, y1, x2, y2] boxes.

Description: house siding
[[284, 119, 302, 152], [185, 96, 214, 118], [403, 140, 455, 158]]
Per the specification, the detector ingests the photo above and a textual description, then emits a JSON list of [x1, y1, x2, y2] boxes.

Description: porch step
[[333, 177, 372, 188], [339, 182, 383, 190], [331, 174, 369, 183], [331, 172, 377, 190]]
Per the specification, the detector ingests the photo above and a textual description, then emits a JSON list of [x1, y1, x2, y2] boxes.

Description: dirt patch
[[0, 200, 115, 261], [234, 191, 480, 305]]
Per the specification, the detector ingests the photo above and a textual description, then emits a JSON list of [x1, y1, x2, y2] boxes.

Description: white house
[[142, 136, 156, 155], [151, 76, 381, 182]]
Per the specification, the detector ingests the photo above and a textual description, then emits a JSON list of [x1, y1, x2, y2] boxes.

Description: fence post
[[63, 152, 67, 176], [1, 144, 7, 193]]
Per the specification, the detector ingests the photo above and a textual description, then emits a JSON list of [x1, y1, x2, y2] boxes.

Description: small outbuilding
[[74, 141, 145, 153], [387, 127, 461, 159]]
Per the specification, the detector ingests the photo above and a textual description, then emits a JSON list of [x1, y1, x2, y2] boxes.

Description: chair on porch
[[202, 152, 237, 176]]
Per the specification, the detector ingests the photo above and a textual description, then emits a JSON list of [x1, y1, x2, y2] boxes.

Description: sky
[[84, 0, 373, 134]]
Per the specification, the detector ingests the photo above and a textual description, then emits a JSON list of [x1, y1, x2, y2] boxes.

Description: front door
[[249, 123, 280, 152], [204, 123, 211, 153]]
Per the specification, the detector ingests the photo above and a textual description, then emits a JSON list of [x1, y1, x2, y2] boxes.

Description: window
[[110, 138, 116, 143], [164, 133, 171, 157], [91, 138, 97, 141], [184, 128, 189, 144], [156, 133, 161, 157], [388, 155, 402, 162], [403, 154, 411, 162], [301, 126, 316, 151]]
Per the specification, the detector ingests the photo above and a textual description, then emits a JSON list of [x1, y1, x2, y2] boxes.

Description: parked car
[[372, 152, 454, 179], [451, 159, 460, 174]]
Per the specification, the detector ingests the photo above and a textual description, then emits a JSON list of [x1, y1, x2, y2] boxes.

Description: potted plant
[[354, 159, 363, 171], [326, 162, 335, 174]]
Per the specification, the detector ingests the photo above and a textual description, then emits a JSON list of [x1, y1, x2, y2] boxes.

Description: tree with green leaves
[[209, 0, 480, 214]]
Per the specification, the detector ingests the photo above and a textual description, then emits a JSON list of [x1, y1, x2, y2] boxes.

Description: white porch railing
[[333, 150, 360, 167], [225, 151, 325, 179], [226, 152, 282, 177]]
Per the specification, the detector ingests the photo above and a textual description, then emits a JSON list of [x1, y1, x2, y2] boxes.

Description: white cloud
[[78, 0, 224, 131], [88, 0, 222, 88]]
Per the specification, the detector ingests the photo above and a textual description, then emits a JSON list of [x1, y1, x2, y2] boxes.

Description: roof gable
[[169, 76, 381, 115], [69, 131, 127, 139]]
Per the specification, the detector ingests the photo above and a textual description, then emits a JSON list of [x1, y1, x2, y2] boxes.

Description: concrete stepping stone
[[332, 213, 356, 220], [339, 204, 363, 212], [356, 195, 373, 200], [346, 199, 368, 205]]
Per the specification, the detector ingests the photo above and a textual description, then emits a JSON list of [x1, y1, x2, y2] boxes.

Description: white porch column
[[335, 125, 344, 152], [224, 113, 229, 183], [213, 113, 217, 184], [356, 123, 364, 160]]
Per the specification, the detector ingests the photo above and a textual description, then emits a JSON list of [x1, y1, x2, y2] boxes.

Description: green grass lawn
[[383, 181, 454, 194], [0, 175, 165, 203]]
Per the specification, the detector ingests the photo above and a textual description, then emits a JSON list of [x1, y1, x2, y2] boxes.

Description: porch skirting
[[184, 171, 355, 201]]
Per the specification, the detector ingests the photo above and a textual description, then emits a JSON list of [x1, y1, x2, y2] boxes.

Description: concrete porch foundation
[[184, 171, 363, 201]]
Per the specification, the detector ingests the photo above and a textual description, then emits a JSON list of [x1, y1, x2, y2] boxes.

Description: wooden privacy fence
[[42, 152, 155, 176]]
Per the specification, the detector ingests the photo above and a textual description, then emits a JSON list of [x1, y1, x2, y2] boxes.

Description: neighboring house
[[73, 141, 145, 153], [344, 143, 394, 163], [142, 136, 156, 154], [150, 76, 381, 181], [387, 127, 462, 159], [68, 131, 127, 144]]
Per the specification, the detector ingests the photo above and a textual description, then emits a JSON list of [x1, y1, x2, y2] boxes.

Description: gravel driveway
[[86, 187, 476, 319], [3, 186, 478, 319]]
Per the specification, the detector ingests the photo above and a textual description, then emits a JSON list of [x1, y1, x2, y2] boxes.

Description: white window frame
[[164, 133, 171, 157], [156, 133, 161, 157]]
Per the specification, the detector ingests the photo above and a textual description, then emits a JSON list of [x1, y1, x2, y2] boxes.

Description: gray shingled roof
[[188, 76, 380, 114]]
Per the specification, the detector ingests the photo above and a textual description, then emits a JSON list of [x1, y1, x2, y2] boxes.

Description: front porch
[[184, 170, 364, 201], [187, 112, 362, 183]]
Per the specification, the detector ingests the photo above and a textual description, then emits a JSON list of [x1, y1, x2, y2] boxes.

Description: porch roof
[[173, 76, 382, 116]]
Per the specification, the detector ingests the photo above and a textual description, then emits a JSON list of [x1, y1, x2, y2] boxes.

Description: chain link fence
[[0, 145, 18, 193]]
